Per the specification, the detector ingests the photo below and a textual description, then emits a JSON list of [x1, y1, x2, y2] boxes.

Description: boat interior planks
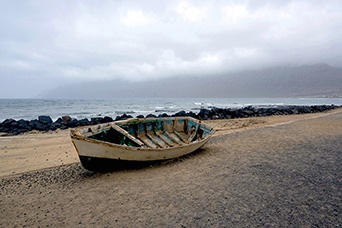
[[73, 117, 213, 149]]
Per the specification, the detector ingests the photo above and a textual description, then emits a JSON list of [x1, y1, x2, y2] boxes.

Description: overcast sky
[[1, 0, 342, 98]]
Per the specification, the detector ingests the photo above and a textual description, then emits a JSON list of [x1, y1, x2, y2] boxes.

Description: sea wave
[[1, 98, 342, 122], [115, 111, 136, 115]]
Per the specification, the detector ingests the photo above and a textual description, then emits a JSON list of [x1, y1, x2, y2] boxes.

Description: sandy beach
[[1, 109, 342, 227]]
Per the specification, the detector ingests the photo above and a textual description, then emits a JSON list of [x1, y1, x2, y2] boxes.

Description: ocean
[[1, 98, 342, 122]]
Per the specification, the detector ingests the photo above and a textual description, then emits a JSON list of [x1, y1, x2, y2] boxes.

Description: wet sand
[[1, 109, 342, 227]]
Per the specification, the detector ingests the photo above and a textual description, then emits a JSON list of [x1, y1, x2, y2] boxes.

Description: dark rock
[[11, 121, 19, 128], [17, 119, 29, 128], [174, 110, 187, 117], [29, 119, 39, 126], [60, 125, 68, 130], [158, 113, 169, 118], [53, 122, 62, 128], [211, 108, 225, 115], [29, 119, 46, 131], [103, 116, 113, 123], [225, 115, 232, 119], [35, 122, 47, 131], [91, 117, 103, 124], [60, 116, 72, 126], [198, 108, 211, 116], [115, 114, 133, 121], [241, 110, 254, 116], [2, 119, 15, 127], [136, 115, 145, 118], [229, 109, 242, 118], [292, 108, 299, 114], [313, 105, 326, 112], [78, 119, 91, 126], [218, 113, 225, 119], [12, 130, 21, 135], [255, 108, 267, 117], [198, 109, 212, 120], [146, 114, 157, 118], [61, 116, 72, 122], [296, 105, 313, 114], [43, 124, 51, 131], [67, 119, 79, 128], [211, 115, 219, 120], [187, 111, 198, 118], [38, 116, 53, 124]]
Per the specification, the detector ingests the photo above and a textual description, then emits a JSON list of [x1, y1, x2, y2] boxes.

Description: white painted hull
[[70, 117, 215, 170], [71, 135, 212, 162]]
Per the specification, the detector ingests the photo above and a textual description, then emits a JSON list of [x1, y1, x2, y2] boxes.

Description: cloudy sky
[[1, 0, 342, 98]]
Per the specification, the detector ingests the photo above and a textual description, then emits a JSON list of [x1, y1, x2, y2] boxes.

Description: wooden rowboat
[[70, 117, 215, 171]]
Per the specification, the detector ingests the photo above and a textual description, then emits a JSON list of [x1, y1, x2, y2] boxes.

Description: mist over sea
[[1, 98, 342, 122]]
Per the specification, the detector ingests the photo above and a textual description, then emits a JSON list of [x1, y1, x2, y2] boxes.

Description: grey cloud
[[1, 0, 342, 98]]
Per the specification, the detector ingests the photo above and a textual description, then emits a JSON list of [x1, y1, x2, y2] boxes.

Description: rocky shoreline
[[1, 104, 341, 136]]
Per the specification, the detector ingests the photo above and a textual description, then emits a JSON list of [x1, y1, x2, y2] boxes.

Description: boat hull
[[72, 135, 211, 161], [70, 117, 215, 171]]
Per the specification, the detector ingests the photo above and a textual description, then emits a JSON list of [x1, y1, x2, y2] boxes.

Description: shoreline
[[1, 108, 341, 179], [1, 104, 341, 136]]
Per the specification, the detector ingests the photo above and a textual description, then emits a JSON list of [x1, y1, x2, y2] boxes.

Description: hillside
[[41, 63, 342, 98]]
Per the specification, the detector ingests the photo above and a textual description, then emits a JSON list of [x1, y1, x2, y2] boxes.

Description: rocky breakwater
[[0, 105, 341, 136], [196, 104, 341, 120]]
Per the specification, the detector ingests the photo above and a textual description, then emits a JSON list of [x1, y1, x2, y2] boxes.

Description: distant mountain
[[41, 63, 342, 98]]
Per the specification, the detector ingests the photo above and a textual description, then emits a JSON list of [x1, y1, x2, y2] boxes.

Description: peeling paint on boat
[[70, 117, 215, 171]]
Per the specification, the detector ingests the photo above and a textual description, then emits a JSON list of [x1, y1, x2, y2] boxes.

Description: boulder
[[78, 118, 91, 126], [61, 115, 72, 122], [158, 113, 169, 118], [211, 107, 225, 115], [91, 117, 104, 124], [118, 114, 133, 120], [17, 119, 29, 127], [53, 122, 62, 128], [11, 121, 19, 128], [38, 116, 53, 124], [103, 116, 113, 123], [2, 119, 15, 127], [241, 110, 254, 116], [187, 111, 198, 118], [49, 123, 58, 131], [67, 119, 80, 128], [174, 110, 187, 117], [34, 122, 47, 131], [198, 109, 212, 120], [225, 115, 232, 119], [145, 114, 157, 118], [60, 125, 68, 130], [211, 115, 219, 120]]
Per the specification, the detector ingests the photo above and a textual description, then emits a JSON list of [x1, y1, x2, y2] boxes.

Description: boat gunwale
[[71, 132, 214, 152], [70, 116, 215, 152]]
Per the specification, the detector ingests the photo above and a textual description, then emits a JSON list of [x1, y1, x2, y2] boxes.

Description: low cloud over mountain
[[40, 63, 342, 99]]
